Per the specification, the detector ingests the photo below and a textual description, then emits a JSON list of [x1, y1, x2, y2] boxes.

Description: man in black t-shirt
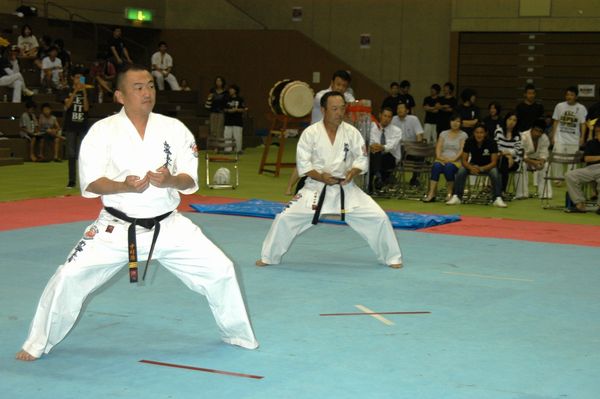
[[565, 122, 600, 213], [224, 84, 247, 153], [398, 80, 416, 114], [381, 81, 401, 116], [422, 83, 441, 143], [108, 27, 132, 70], [456, 88, 480, 136], [515, 84, 544, 132], [446, 123, 507, 207], [62, 69, 89, 188], [437, 82, 458, 133]]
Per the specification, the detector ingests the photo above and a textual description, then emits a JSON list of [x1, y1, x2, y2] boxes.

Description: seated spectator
[[0, 47, 33, 102], [369, 107, 402, 192], [483, 101, 501, 136], [457, 88, 480, 136], [180, 78, 192, 91], [36, 103, 64, 162], [33, 35, 52, 70], [224, 84, 247, 153], [17, 24, 38, 58], [19, 100, 40, 160], [516, 118, 552, 199], [41, 46, 66, 92], [392, 102, 424, 186], [423, 114, 468, 202], [108, 27, 133, 70], [446, 123, 507, 207], [90, 52, 116, 103], [494, 112, 522, 195], [151, 41, 181, 91], [422, 83, 441, 144], [565, 122, 600, 214], [54, 38, 71, 76]]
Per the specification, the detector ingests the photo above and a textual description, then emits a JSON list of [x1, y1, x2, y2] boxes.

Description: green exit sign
[[125, 8, 153, 22]]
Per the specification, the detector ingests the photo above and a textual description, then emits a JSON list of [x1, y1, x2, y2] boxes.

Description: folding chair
[[205, 137, 239, 189], [394, 141, 436, 200], [541, 150, 583, 209], [463, 174, 492, 204]]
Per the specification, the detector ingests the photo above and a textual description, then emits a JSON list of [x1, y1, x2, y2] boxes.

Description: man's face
[[474, 127, 486, 143], [159, 44, 167, 53], [400, 86, 409, 95], [443, 85, 451, 96], [396, 103, 408, 118], [72, 73, 82, 85], [390, 85, 399, 96], [525, 89, 536, 102], [42, 106, 52, 116], [113, 28, 122, 38], [380, 110, 393, 127], [565, 91, 577, 104], [49, 49, 57, 59], [115, 70, 156, 116], [531, 127, 543, 139], [322, 95, 346, 127], [331, 77, 349, 94]]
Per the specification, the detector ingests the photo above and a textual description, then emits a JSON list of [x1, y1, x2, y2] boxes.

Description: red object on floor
[[1, 196, 599, 247]]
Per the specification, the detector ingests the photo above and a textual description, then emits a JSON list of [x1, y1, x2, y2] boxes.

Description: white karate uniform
[[260, 121, 402, 266], [21, 108, 258, 358], [516, 129, 552, 198], [151, 51, 181, 91]]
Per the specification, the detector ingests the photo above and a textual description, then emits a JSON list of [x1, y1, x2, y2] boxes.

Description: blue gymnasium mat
[[190, 199, 460, 230]]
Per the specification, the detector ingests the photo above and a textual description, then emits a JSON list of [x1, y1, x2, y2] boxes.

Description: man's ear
[[114, 89, 124, 105]]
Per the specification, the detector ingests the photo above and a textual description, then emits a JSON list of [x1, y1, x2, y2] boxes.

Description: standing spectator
[[515, 84, 544, 133], [551, 86, 587, 182], [494, 112, 522, 195], [62, 68, 89, 188], [437, 82, 457, 133], [151, 41, 180, 91], [311, 70, 355, 124], [205, 76, 227, 138], [565, 122, 600, 213], [90, 52, 116, 103], [446, 123, 507, 207], [17, 24, 38, 58], [41, 46, 66, 92], [457, 88, 480, 136], [398, 80, 416, 113], [108, 27, 132, 70], [422, 83, 442, 143], [381, 82, 401, 116], [37, 103, 64, 162], [54, 39, 71, 77], [0, 47, 33, 102], [368, 107, 402, 192], [423, 114, 468, 202], [483, 101, 502, 136], [19, 100, 40, 161], [516, 118, 552, 199], [224, 84, 247, 153]]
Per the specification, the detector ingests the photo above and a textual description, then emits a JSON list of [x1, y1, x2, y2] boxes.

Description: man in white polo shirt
[[391, 102, 424, 185]]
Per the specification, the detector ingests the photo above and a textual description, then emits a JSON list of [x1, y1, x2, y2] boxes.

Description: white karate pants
[[152, 71, 181, 91], [260, 189, 402, 266], [22, 210, 258, 357]]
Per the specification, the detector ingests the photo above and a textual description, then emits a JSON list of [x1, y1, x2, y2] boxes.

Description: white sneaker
[[446, 195, 461, 205], [493, 197, 508, 208], [23, 88, 34, 97]]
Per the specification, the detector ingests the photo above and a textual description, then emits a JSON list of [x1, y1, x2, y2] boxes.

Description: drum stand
[[258, 113, 308, 177]]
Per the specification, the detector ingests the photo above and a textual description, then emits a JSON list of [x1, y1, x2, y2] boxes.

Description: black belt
[[105, 207, 172, 283], [312, 182, 345, 225]]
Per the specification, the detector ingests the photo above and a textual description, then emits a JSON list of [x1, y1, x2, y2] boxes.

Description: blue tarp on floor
[[190, 199, 460, 230]]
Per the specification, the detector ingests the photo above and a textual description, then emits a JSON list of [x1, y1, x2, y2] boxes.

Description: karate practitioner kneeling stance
[[16, 65, 258, 361], [256, 91, 403, 269]]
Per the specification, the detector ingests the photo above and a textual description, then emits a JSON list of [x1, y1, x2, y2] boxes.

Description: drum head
[[280, 81, 314, 118], [268, 79, 291, 115]]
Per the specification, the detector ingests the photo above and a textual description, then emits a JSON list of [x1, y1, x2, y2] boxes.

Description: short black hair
[[25, 100, 36, 109], [473, 122, 487, 133], [449, 112, 462, 122], [400, 80, 411, 88], [116, 64, 151, 91], [158, 41, 167, 47], [488, 101, 502, 114], [431, 83, 441, 93], [331, 70, 351, 83], [41, 102, 51, 109], [54, 38, 64, 48], [390, 81, 400, 88], [48, 45, 58, 53], [566, 85, 578, 95], [20, 24, 32, 37], [460, 88, 477, 103], [381, 107, 394, 115], [229, 84, 240, 95], [531, 118, 546, 131], [320, 91, 345, 108], [444, 82, 455, 93], [524, 84, 536, 92]]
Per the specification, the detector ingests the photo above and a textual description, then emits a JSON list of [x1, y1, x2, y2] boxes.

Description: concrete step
[[0, 157, 24, 166]]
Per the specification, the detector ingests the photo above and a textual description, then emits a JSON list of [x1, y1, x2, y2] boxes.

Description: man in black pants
[[62, 67, 89, 188]]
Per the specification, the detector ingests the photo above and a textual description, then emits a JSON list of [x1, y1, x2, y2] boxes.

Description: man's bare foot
[[16, 350, 38, 361], [284, 189, 293, 196], [255, 259, 269, 267], [389, 262, 403, 269]]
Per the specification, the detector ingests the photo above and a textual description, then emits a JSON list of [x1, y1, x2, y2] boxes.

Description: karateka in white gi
[[257, 91, 403, 269], [16, 65, 258, 362]]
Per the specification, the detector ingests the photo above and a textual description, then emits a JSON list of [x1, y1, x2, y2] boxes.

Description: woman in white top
[[423, 114, 468, 202], [17, 24, 39, 58]]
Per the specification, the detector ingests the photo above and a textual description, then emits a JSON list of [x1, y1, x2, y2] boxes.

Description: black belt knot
[[311, 183, 345, 225], [104, 207, 172, 283]]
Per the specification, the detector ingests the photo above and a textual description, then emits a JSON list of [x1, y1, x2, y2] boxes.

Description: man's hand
[[370, 143, 384, 153], [147, 166, 174, 188], [342, 168, 361, 185], [321, 172, 341, 185], [469, 165, 481, 175], [124, 175, 150, 193]]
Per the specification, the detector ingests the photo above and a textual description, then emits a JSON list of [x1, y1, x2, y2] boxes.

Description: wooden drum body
[[268, 79, 314, 118]]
